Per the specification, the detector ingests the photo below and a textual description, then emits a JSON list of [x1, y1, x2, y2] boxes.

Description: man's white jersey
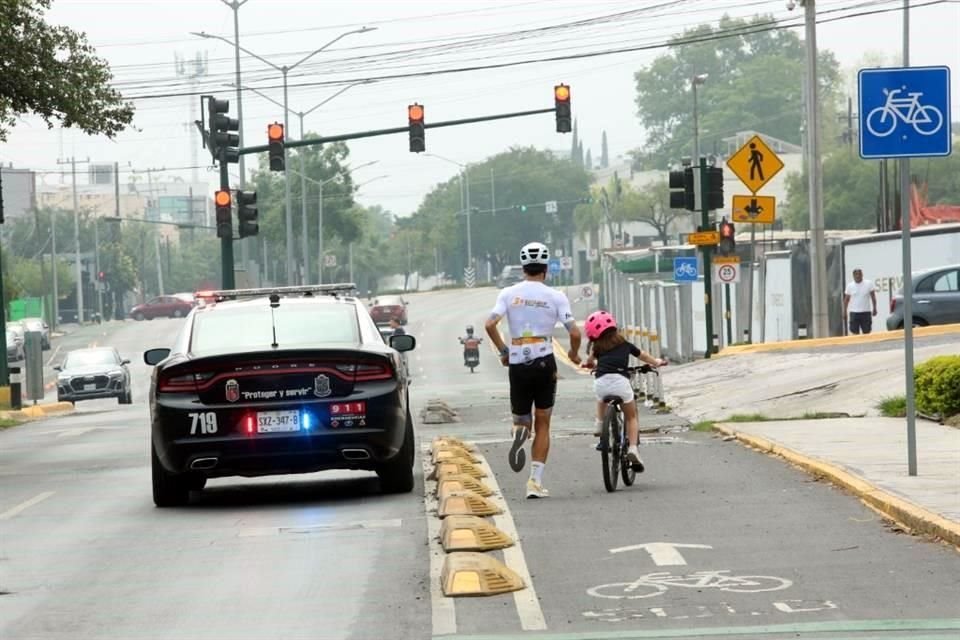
[[491, 280, 574, 365]]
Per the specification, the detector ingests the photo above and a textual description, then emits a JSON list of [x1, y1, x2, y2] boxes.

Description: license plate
[[84, 383, 96, 391], [257, 410, 301, 433]]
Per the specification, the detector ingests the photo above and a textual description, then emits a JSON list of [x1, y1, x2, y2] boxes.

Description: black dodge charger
[[144, 284, 417, 507]]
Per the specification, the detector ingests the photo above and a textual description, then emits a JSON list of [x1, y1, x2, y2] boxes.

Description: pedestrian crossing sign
[[726, 135, 784, 194]]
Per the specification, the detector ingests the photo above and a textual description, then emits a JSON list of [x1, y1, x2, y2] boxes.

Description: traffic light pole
[[700, 158, 715, 358], [724, 283, 733, 346], [219, 150, 235, 290]]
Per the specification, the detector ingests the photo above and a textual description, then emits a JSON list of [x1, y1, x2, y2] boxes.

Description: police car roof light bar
[[200, 283, 357, 301]]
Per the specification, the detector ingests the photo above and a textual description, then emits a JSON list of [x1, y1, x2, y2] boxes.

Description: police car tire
[[377, 410, 415, 494], [152, 442, 190, 507]]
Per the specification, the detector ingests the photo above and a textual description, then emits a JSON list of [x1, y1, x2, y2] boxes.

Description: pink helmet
[[585, 310, 617, 341]]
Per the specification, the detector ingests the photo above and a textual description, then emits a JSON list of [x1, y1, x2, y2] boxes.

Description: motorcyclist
[[459, 325, 482, 364]]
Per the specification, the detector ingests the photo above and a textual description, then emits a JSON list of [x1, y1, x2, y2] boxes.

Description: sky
[[3, 0, 958, 217]]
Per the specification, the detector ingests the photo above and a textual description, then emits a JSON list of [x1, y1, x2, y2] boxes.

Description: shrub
[[915, 355, 960, 419]]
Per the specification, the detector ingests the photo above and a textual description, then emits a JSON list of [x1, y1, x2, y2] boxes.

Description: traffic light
[[514, 204, 528, 213], [554, 84, 571, 133], [408, 103, 425, 153], [214, 189, 232, 239], [237, 190, 258, 238], [718, 218, 736, 256], [97, 271, 106, 282], [668, 168, 695, 211], [267, 122, 284, 172], [707, 166, 725, 210], [207, 98, 239, 163]]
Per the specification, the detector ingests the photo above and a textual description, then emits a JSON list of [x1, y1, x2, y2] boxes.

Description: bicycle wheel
[[601, 403, 621, 492], [621, 441, 637, 487], [866, 106, 897, 137], [913, 104, 944, 135]]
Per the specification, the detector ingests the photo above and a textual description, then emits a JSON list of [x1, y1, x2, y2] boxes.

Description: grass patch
[[725, 413, 773, 423], [878, 395, 907, 418], [692, 420, 715, 432], [0, 418, 21, 430], [691, 412, 849, 432]]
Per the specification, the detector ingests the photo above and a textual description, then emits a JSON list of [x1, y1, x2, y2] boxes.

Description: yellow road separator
[[438, 490, 502, 518], [718, 322, 960, 357], [431, 436, 476, 452], [430, 460, 487, 480], [437, 474, 495, 499], [441, 552, 525, 597], [440, 515, 514, 552], [432, 446, 481, 464]]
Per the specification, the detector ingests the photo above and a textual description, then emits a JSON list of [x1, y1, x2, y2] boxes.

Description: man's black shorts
[[849, 311, 873, 335], [508, 355, 558, 416]]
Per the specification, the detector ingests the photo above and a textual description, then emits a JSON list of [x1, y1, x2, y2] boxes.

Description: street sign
[[858, 66, 952, 159], [559, 256, 573, 270], [726, 134, 784, 194], [555, 248, 563, 257], [687, 231, 720, 246], [588, 247, 599, 261], [713, 261, 740, 284], [580, 285, 595, 299], [731, 195, 776, 224], [545, 200, 558, 214], [464, 266, 476, 288], [673, 257, 698, 283], [324, 254, 337, 267], [548, 258, 561, 275]]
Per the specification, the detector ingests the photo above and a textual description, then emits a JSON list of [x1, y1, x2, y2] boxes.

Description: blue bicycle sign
[[859, 66, 951, 159], [673, 257, 698, 283]]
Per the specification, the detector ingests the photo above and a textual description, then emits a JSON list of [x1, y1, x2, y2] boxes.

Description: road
[[1, 291, 958, 640]]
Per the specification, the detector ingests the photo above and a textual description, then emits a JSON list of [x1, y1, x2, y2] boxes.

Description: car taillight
[[158, 371, 213, 393], [335, 362, 392, 381], [890, 298, 897, 313]]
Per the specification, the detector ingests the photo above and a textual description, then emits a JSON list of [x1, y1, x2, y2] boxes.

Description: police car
[[143, 284, 416, 507]]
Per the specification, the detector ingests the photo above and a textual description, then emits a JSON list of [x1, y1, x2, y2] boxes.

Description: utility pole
[[700, 157, 715, 357], [299, 113, 309, 284], [155, 234, 164, 296], [803, 0, 829, 338], [50, 208, 59, 332], [58, 157, 89, 324], [93, 219, 103, 320], [900, 0, 917, 476], [0, 230, 8, 386], [464, 166, 472, 272]]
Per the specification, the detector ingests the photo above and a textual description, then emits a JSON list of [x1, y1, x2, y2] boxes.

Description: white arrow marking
[[609, 542, 713, 566]]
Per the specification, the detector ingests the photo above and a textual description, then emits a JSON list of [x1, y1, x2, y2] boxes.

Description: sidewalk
[[715, 417, 960, 547]]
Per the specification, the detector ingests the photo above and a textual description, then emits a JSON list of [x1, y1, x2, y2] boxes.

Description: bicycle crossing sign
[[731, 195, 776, 224], [673, 257, 698, 283], [726, 134, 784, 194], [548, 258, 561, 275], [859, 66, 951, 159]]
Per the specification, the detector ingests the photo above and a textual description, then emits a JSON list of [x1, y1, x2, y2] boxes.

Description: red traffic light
[[720, 221, 734, 238], [214, 189, 232, 207], [267, 122, 284, 142], [408, 103, 424, 122], [554, 84, 570, 102]]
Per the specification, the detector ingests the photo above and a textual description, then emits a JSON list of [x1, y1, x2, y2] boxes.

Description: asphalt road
[[1, 293, 958, 640]]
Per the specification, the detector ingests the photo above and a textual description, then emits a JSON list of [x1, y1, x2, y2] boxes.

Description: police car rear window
[[191, 305, 358, 353]]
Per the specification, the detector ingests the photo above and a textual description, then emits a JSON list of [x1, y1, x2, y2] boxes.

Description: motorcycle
[[460, 337, 482, 373]]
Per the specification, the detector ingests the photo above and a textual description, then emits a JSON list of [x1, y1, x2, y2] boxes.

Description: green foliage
[[574, 177, 679, 245], [2, 254, 74, 304], [783, 152, 960, 230], [0, 0, 134, 141], [915, 355, 960, 419], [631, 15, 841, 168], [877, 395, 907, 418]]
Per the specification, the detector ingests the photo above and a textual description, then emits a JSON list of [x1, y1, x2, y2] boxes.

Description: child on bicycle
[[583, 310, 667, 471]]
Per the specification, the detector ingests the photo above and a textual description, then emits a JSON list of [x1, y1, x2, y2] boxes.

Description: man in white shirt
[[485, 241, 582, 499], [843, 268, 878, 335]]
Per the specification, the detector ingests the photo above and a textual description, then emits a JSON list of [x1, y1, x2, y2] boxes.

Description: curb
[[715, 322, 960, 357], [714, 424, 960, 548], [1, 402, 76, 421]]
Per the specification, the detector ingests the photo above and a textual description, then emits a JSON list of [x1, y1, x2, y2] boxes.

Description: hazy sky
[[3, 0, 958, 216]]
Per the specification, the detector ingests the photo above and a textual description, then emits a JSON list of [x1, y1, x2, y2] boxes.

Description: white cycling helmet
[[519, 241, 550, 265]]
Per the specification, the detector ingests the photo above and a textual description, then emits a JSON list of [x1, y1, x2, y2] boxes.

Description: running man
[[485, 241, 582, 498]]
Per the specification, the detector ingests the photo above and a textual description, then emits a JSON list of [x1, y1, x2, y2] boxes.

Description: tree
[[577, 140, 584, 169], [630, 14, 842, 168], [571, 119, 580, 164], [601, 131, 609, 168], [630, 180, 681, 245], [1, 0, 134, 141], [585, 149, 593, 171]]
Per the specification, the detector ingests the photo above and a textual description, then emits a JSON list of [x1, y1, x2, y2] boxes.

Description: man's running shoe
[[526, 479, 550, 499], [508, 426, 530, 472], [626, 445, 645, 472]]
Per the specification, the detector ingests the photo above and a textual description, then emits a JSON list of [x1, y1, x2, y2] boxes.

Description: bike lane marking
[[610, 543, 714, 566], [422, 452, 457, 636], [0, 491, 55, 521]]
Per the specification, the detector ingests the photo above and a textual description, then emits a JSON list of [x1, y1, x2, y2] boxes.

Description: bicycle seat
[[602, 395, 622, 404]]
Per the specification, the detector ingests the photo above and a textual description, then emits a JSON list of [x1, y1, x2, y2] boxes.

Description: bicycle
[[865, 87, 944, 138], [598, 364, 658, 493]]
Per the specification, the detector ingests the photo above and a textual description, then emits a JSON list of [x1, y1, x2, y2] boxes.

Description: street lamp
[[193, 26, 377, 285], [424, 153, 472, 272], [231, 80, 371, 283], [691, 73, 708, 165]]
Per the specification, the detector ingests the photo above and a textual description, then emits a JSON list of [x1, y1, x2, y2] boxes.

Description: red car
[[130, 295, 195, 320], [369, 295, 408, 325]]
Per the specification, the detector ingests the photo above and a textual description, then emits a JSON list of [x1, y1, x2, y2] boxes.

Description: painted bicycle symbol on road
[[865, 87, 944, 138], [588, 570, 793, 600]]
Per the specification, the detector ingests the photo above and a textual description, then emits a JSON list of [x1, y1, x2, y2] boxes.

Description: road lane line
[[45, 344, 62, 367], [476, 454, 547, 632], [56, 428, 96, 439], [0, 491, 55, 521], [422, 452, 457, 636]]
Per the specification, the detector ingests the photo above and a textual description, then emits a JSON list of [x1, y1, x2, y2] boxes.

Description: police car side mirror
[[390, 334, 416, 353], [144, 348, 171, 366]]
